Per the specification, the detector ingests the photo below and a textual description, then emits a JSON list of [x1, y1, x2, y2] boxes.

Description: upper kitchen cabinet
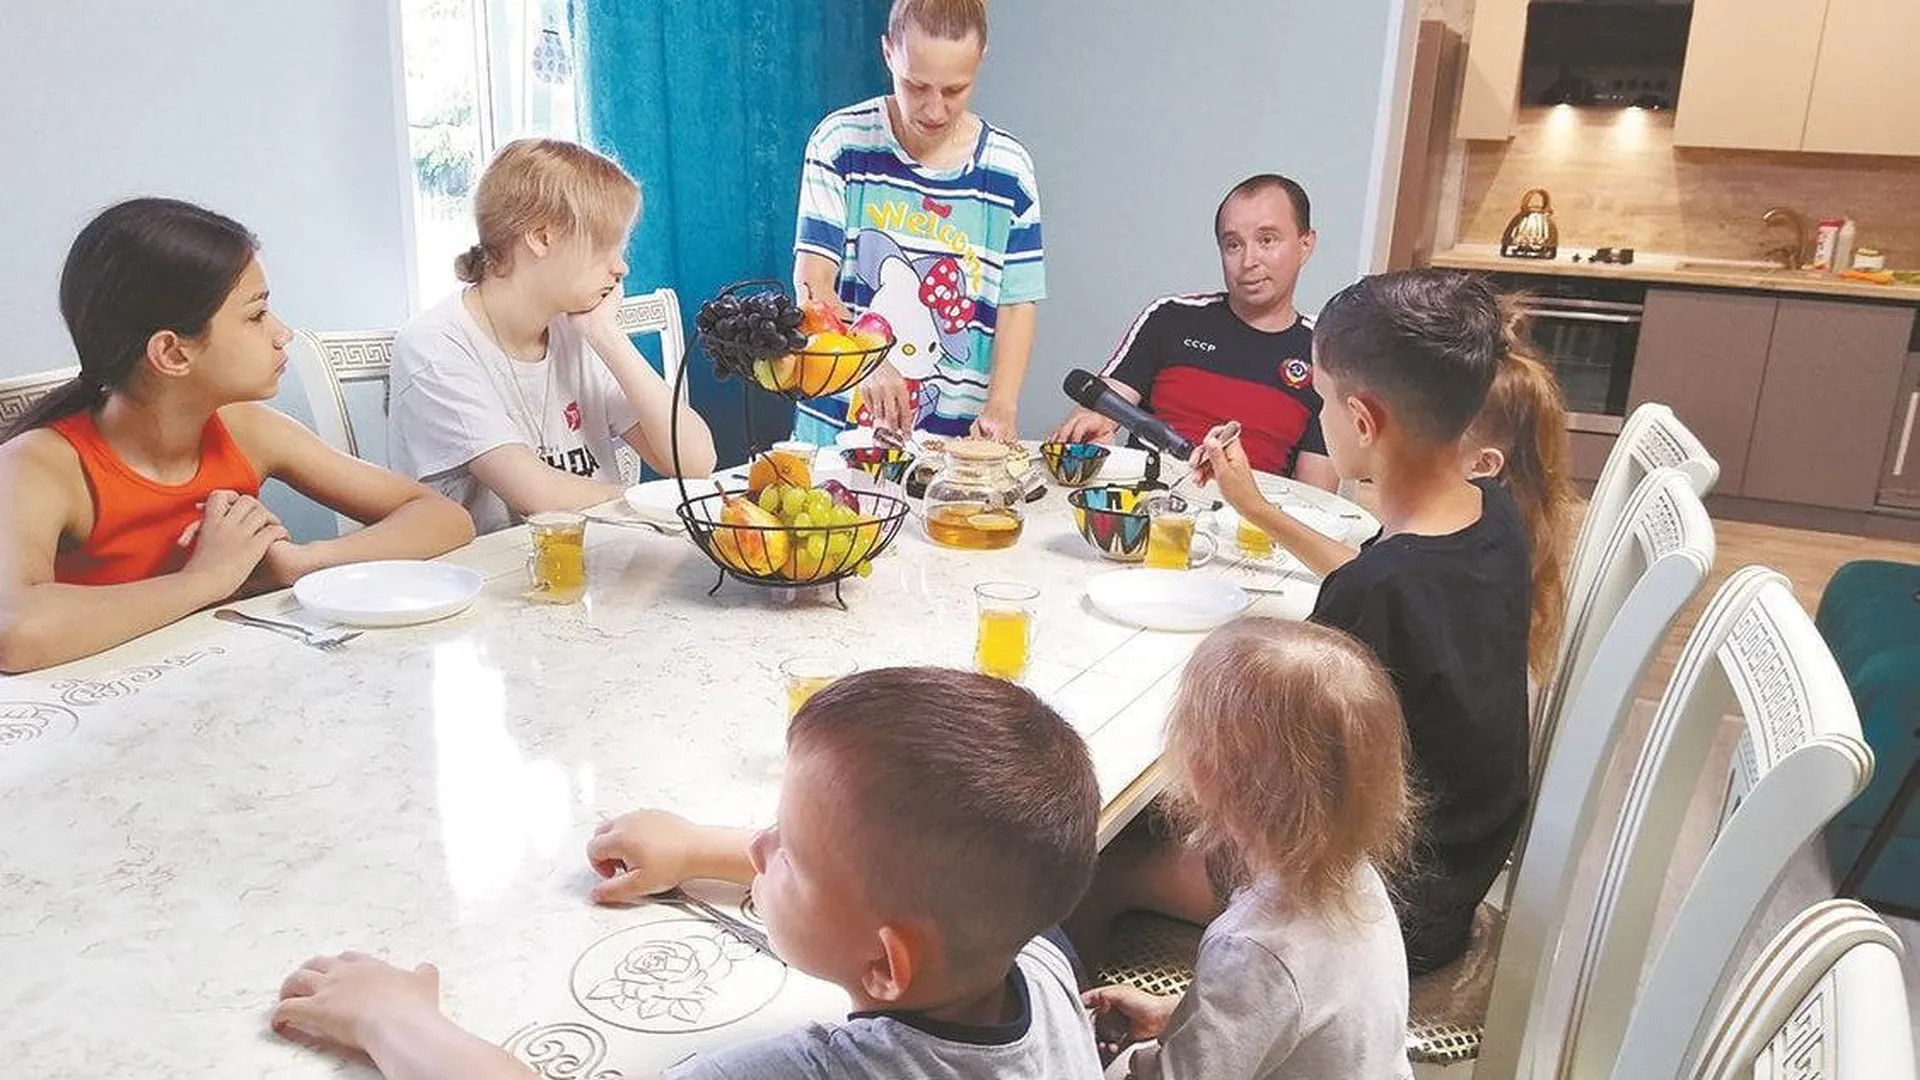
[[1672, 0, 1826, 151], [1676, 0, 1920, 155], [1458, 0, 1528, 140], [1460, 0, 1694, 141], [1801, 0, 1920, 156]]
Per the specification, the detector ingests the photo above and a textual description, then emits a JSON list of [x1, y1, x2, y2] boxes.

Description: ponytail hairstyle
[[1467, 301, 1577, 679], [1, 198, 257, 444], [454, 138, 639, 284]]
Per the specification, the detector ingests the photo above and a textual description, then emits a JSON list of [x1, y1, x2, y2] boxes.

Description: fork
[[214, 609, 362, 652], [655, 887, 778, 959]]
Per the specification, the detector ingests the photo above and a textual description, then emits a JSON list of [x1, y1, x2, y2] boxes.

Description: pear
[[711, 483, 789, 575]]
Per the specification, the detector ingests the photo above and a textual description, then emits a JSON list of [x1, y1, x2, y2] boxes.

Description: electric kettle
[[1500, 188, 1559, 259]]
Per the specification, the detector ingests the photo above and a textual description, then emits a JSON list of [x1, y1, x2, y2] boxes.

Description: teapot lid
[[946, 438, 1012, 463]]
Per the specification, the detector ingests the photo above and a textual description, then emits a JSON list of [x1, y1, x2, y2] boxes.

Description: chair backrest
[[290, 327, 396, 467], [1689, 899, 1914, 1080], [1549, 405, 1718, 734], [611, 287, 685, 484], [0, 366, 81, 432], [1536, 566, 1871, 1079], [1474, 468, 1715, 1074], [1531, 467, 1717, 777]]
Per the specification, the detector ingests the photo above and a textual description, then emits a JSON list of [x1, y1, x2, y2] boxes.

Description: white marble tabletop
[[0, 478, 1368, 1078]]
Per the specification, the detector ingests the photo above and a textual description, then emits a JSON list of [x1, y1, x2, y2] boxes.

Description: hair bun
[[453, 242, 488, 284]]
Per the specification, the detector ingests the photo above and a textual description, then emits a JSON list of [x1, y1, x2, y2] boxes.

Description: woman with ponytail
[[0, 198, 474, 673], [1461, 311, 1578, 681]]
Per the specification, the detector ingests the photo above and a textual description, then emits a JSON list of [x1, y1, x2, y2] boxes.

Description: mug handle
[[525, 550, 548, 595], [1189, 531, 1218, 568]]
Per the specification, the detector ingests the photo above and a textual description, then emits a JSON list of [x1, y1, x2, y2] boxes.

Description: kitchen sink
[[1670, 258, 1791, 272]]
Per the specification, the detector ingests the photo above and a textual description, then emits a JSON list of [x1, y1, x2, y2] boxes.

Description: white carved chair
[[1408, 468, 1716, 1072], [282, 327, 396, 465], [1542, 403, 1719, 768], [1689, 899, 1914, 1080], [1481, 566, 1873, 1078], [610, 287, 686, 484], [0, 366, 82, 431]]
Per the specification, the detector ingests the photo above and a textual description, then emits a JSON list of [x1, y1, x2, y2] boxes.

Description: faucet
[[1762, 207, 1810, 270]]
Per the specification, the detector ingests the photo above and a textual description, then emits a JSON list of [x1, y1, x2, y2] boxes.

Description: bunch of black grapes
[[694, 289, 808, 380]]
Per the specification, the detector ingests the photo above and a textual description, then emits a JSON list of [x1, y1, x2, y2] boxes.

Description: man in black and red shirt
[[1051, 174, 1338, 490]]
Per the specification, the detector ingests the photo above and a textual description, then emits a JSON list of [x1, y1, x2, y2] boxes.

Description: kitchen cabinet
[[1672, 0, 1827, 151], [1801, 0, 1920, 156], [1880, 351, 1920, 510], [1628, 290, 1778, 496], [1456, 0, 1526, 140], [1744, 300, 1915, 510]]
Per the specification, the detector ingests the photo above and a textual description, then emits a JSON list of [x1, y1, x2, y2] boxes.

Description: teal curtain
[[573, 1, 892, 464]]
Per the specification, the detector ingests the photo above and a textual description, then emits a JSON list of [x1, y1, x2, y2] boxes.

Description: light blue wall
[[0, 1, 415, 539], [970, 0, 1411, 429]]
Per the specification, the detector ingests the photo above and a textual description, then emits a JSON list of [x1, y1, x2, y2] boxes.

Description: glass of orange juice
[[1144, 496, 1217, 570], [974, 581, 1038, 682], [781, 656, 857, 719], [526, 511, 588, 602]]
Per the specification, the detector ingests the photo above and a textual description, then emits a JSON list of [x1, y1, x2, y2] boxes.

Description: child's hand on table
[[273, 951, 443, 1053], [587, 808, 720, 904]]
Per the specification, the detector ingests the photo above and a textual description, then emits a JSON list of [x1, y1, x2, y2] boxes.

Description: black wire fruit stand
[[667, 279, 911, 609]]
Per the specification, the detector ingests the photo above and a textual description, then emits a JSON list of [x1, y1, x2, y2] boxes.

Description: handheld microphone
[[1062, 368, 1196, 459]]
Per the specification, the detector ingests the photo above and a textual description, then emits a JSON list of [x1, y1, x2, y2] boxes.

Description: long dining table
[[0, 472, 1371, 1077]]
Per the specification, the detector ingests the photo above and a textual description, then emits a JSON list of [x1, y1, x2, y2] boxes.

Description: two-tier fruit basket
[[667, 279, 911, 607]]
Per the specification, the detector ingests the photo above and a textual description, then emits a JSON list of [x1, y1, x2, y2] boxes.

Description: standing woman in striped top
[[792, 0, 1045, 443], [0, 199, 473, 673]]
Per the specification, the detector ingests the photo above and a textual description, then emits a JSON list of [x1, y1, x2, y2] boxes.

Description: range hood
[[1521, 1, 1694, 108]]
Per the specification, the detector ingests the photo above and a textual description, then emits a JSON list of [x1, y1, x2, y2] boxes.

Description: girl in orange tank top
[[47, 409, 263, 586], [0, 198, 472, 673]]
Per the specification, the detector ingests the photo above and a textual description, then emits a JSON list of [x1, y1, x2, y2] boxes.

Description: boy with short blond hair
[[274, 668, 1105, 1078]]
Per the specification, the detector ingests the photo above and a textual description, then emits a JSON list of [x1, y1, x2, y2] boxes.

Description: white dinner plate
[[294, 560, 485, 628], [1085, 569, 1251, 632], [623, 478, 699, 528]]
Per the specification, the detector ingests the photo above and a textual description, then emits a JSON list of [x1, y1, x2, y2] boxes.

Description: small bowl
[[840, 446, 916, 486], [1041, 441, 1111, 487], [1068, 485, 1155, 562]]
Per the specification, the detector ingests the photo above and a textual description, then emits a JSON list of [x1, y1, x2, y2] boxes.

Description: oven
[[1489, 273, 1646, 435]]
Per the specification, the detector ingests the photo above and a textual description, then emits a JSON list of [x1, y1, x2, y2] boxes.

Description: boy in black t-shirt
[[1196, 269, 1530, 973]]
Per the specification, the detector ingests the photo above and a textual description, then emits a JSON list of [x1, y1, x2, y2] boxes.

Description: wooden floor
[[1643, 515, 1920, 694]]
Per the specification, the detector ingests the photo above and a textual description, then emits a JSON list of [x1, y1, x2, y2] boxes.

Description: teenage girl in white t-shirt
[[389, 139, 716, 534]]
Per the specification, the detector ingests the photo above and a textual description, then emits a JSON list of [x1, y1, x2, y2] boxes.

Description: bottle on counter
[[1832, 219, 1858, 276], [1854, 247, 1886, 272], [1813, 219, 1844, 271]]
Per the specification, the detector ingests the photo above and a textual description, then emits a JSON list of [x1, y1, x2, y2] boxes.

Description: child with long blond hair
[[1461, 315, 1578, 681], [1083, 618, 1416, 1080], [389, 138, 715, 534]]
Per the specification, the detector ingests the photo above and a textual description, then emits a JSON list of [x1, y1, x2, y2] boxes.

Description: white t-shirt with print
[[389, 293, 639, 534]]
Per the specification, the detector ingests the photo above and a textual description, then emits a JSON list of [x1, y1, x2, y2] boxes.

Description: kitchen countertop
[[1431, 246, 1920, 304]]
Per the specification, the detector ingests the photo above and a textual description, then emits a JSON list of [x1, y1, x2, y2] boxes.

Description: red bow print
[[918, 257, 975, 334]]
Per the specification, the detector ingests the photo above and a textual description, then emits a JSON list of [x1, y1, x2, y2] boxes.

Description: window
[[399, 0, 578, 304]]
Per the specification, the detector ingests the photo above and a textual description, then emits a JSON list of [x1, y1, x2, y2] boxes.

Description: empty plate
[[1085, 569, 1250, 632], [624, 478, 698, 528], [1215, 501, 1344, 543], [294, 560, 485, 627]]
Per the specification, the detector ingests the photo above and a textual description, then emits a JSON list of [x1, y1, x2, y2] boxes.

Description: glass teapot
[[922, 438, 1026, 550]]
